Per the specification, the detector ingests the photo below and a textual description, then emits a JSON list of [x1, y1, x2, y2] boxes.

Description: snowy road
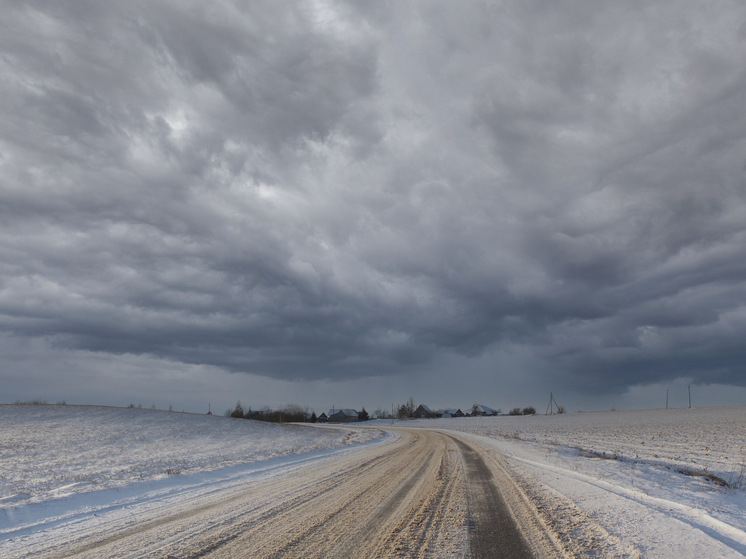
[[2, 428, 565, 558]]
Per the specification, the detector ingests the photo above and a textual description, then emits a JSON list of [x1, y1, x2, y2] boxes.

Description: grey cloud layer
[[2, 0, 746, 391]]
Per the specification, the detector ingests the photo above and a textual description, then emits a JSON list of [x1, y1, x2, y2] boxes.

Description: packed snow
[[0, 404, 381, 507], [401, 406, 746, 557]]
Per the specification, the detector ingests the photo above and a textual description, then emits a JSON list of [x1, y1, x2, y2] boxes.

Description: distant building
[[328, 409, 359, 423], [413, 404, 435, 419], [436, 408, 463, 418], [471, 405, 499, 416], [317, 412, 328, 423]]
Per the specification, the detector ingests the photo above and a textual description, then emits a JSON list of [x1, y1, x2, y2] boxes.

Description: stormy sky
[[2, 0, 746, 413]]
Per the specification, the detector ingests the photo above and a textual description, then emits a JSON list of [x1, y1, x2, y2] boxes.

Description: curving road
[[11, 429, 566, 558]]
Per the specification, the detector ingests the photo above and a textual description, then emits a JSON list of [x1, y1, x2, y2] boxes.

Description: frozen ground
[[0, 404, 380, 507], [400, 406, 746, 557]]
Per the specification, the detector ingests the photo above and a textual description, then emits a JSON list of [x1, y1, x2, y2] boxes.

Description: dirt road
[[15, 429, 566, 558]]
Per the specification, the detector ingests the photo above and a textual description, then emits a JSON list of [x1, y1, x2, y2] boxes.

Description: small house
[[472, 405, 499, 416], [328, 409, 359, 423], [413, 404, 435, 419]]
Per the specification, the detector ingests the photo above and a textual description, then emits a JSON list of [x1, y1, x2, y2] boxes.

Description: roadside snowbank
[[0, 404, 381, 507]]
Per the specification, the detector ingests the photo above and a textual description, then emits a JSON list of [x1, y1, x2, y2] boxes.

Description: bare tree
[[372, 407, 390, 419], [397, 397, 416, 419], [408, 397, 415, 415], [230, 401, 244, 418]]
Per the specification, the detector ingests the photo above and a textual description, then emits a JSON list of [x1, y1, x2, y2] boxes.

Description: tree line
[[224, 398, 560, 423], [226, 402, 310, 422], [225, 401, 371, 423]]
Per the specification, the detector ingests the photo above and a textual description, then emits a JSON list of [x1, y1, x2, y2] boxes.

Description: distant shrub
[[522, 407, 536, 416], [508, 408, 522, 416], [556, 405, 566, 414], [16, 399, 48, 405]]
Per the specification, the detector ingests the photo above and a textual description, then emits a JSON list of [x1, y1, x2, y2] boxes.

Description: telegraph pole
[[545, 392, 563, 415]]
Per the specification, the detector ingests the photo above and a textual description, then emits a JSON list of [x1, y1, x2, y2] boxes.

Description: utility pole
[[666, 389, 668, 409], [545, 392, 563, 415], [688, 385, 691, 409]]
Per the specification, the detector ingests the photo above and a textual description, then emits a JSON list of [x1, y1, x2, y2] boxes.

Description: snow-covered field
[[402, 406, 746, 557], [414, 407, 746, 489], [0, 404, 380, 507]]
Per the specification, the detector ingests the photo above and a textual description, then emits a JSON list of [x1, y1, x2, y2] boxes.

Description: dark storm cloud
[[2, 0, 746, 393]]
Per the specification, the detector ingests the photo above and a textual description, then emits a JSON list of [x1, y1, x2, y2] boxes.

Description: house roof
[[436, 408, 461, 415], [416, 404, 433, 414], [475, 405, 498, 415], [328, 409, 358, 417]]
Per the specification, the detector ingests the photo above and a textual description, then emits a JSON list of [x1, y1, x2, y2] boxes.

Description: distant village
[[317, 404, 501, 423], [224, 400, 547, 423]]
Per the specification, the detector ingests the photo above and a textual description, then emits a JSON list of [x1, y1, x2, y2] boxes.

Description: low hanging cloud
[[2, 0, 746, 393]]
